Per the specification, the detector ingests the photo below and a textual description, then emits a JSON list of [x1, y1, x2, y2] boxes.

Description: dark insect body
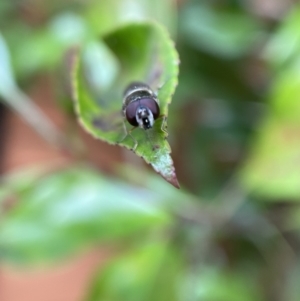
[[122, 82, 160, 130], [121, 81, 166, 151]]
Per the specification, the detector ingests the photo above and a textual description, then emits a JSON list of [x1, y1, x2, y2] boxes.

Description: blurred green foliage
[[1, 0, 300, 301]]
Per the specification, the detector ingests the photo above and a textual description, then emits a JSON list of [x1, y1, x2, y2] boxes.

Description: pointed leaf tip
[[169, 174, 180, 189]]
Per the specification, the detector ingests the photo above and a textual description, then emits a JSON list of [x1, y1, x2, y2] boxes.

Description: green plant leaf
[[179, 2, 262, 59], [86, 241, 183, 301], [182, 266, 262, 301], [241, 119, 300, 200], [0, 167, 171, 264], [11, 12, 89, 79], [72, 21, 180, 188], [263, 7, 300, 70], [84, 0, 177, 37], [241, 57, 300, 200]]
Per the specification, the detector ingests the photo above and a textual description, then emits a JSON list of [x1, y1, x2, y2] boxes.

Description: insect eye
[[139, 98, 160, 119], [125, 101, 139, 126]]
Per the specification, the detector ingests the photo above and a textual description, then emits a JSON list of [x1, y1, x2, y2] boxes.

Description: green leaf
[[179, 2, 262, 59], [11, 12, 89, 79], [72, 21, 180, 188], [241, 55, 300, 200], [263, 7, 300, 70], [241, 120, 300, 200], [86, 241, 183, 301], [84, 0, 177, 37], [241, 9, 300, 200], [182, 267, 262, 301], [0, 167, 171, 264]]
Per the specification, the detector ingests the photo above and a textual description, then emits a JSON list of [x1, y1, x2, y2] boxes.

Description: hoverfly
[[121, 81, 167, 150]]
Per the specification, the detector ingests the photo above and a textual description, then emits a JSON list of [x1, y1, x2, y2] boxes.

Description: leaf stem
[[4, 87, 66, 149]]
